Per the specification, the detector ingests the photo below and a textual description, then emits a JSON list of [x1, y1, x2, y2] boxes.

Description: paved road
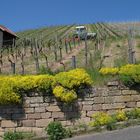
[[68, 126, 140, 140]]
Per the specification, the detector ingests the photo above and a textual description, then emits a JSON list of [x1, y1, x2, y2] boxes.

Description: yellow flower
[[116, 110, 128, 121], [99, 67, 119, 75]]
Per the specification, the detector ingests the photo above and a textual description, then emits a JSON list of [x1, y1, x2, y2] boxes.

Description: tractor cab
[[73, 26, 87, 39]]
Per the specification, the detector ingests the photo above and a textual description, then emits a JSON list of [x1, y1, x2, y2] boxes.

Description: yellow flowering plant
[[115, 110, 128, 122], [53, 86, 77, 103], [89, 112, 113, 127], [0, 68, 93, 104], [99, 64, 140, 86], [99, 67, 119, 75], [53, 68, 93, 89]]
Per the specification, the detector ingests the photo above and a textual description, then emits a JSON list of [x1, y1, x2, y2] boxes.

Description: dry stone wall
[[0, 83, 140, 137]]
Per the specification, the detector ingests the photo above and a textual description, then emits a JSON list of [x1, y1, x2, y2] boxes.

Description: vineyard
[[0, 22, 140, 75]]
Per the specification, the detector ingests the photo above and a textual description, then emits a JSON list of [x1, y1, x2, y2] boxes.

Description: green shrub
[[119, 75, 135, 87], [106, 116, 117, 131], [39, 66, 54, 75], [45, 121, 69, 140], [126, 108, 140, 119]]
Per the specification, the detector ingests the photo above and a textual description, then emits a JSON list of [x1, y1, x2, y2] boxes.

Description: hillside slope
[[0, 22, 140, 74]]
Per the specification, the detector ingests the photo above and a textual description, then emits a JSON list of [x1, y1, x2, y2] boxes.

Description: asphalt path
[[68, 126, 140, 140]]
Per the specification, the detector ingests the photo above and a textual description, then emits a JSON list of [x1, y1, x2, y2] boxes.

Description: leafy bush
[[126, 108, 140, 119], [45, 121, 69, 140], [119, 75, 135, 86], [39, 66, 54, 75]]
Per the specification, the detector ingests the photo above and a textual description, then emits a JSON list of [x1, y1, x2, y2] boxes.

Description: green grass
[[86, 68, 114, 86]]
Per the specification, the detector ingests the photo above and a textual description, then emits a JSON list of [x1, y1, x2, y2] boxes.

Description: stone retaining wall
[[0, 83, 140, 137]]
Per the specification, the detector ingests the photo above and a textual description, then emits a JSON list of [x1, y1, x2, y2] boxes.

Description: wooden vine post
[[0, 46, 4, 74], [18, 40, 27, 75], [7, 39, 16, 74], [30, 38, 40, 74], [71, 55, 76, 69], [64, 38, 68, 54], [59, 39, 63, 61], [128, 28, 135, 64], [53, 34, 58, 62], [73, 37, 76, 48], [39, 41, 49, 69], [84, 34, 88, 66]]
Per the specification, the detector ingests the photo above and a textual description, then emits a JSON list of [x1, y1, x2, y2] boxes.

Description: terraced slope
[[0, 22, 140, 75]]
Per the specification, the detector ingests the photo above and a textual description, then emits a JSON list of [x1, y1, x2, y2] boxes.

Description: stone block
[[114, 95, 132, 103], [28, 113, 41, 119], [131, 90, 139, 95], [24, 97, 30, 104], [83, 105, 92, 111], [52, 112, 65, 118], [108, 90, 121, 96], [16, 127, 32, 132], [137, 102, 140, 107], [126, 102, 136, 108], [4, 128, 16, 132], [41, 112, 51, 119], [82, 101, 93, 105], [36, 119, 53, 127], [30, 97, 43, 103], [46, 106, 61, 112], [31, 127, 46, 136], [12, 114, 26, 120], [30, 103, 40, 107], [131, 95, 140, 102], [1, 120, 17, 128], [22, 120, 35, 127], [40, 103, 49, 107], [0, 132, 4, 137], [94, 97, 104, 104], [105, 95, 132, 104], [121, 90, 131, 95], [92, 104, 102, 111], [25, 107, 34, 113], [80, 111, 86, 117], [107, 81, 119, 86], [104, 97, 115, 103], [35, 107, 46, 113], [102, 103, 125, 110]]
